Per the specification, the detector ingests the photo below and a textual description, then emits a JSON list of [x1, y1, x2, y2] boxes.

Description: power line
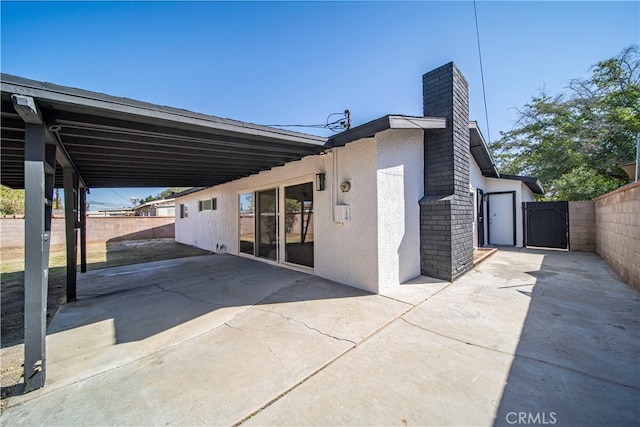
[[87, 200, 132, 208], [474, 0, 491, 143], [109, 188, 134, 204], [265, 110, 351, 132]]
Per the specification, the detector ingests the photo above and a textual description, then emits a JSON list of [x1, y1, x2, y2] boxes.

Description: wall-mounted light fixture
[[316, 173, 326, 191]]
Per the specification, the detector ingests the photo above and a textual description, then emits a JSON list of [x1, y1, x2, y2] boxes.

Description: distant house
[[175, 63, 544, 294], [87, 209, 135, 217], [134, 198, 175, 217]]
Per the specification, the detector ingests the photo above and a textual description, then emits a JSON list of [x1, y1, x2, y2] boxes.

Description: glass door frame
[[236, 174, 316, 271], [256, 187, 279, 262]]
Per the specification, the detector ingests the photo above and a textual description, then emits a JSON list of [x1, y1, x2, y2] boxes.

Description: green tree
[[0, 185, 25, 215], [490, 45, 639, 200], [138, 188, 189, 204], [159, 187, 188, 198]]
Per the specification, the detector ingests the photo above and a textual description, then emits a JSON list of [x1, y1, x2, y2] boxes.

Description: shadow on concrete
[[46, 254, 369, 345], [0, 239, 209, 350], [492, 249, 640, 426]]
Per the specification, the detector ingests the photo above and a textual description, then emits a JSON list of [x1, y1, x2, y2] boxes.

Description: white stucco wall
[[469, 154, 486, 248], [485, 178, 532, 247], [316, 139, 379, 292], [469, 153, 485, 192], [175, 187, 222, 252], [376, 129, 424, 291], [175, 137, 381, 293]]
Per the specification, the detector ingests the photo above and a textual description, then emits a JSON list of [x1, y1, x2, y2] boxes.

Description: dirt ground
[[0, 238, 212, 409]]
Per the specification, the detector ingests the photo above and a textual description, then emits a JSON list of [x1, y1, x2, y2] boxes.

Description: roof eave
[[326, 115, 446, 148], [469, 121, 499, 178], [1, 73, 327, 147], [499, 174, 545, 194]]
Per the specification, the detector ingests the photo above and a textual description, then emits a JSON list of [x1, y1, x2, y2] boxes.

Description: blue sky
[[2, 1, 638, 209]]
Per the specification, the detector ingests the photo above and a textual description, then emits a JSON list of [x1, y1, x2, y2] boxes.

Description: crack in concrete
[[153, 283, 220, 306], [399, 317, 640, 390], [224, 322, 245, 333], [77, 283, 158, 301], [3, 279, 306, 412], [262, 336, 286, 372], [257, 308, 356, 345], [379, 294, 415, 306]]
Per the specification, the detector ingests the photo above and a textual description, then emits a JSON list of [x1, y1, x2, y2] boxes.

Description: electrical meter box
[[334, 205, 351, 223]]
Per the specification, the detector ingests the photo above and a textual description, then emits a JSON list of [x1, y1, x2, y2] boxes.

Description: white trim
[[388, 116, 446, 129]]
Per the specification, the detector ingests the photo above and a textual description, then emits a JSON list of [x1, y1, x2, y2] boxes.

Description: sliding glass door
[[239, 182, 313, 268], [284, 183, 314, 268], [239, 192, 254, 255], [257, 189, 278, 261]]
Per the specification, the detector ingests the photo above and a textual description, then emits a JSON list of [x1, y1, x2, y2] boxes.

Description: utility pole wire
[[474, 0, 492, 143]]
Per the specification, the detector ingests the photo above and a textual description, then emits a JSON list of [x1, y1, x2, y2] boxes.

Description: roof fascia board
[[388, 116, 446, 129], [1, 77, 326, 147], [327, 115, 446, 147], [498, 174, 545, 194], [171, 187, 209, 198]]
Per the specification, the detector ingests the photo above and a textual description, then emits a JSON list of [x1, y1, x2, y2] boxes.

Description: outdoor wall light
[[316, 173, 326, 191]]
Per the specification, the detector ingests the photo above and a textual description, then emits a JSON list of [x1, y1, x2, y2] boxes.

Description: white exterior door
[[488, 192, 515, 246]]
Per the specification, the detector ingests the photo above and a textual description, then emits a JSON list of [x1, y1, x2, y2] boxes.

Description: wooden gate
[[523, 201, 569, 249]]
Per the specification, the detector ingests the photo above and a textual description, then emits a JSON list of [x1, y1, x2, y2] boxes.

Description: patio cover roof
[[1, 73, 327, 189]]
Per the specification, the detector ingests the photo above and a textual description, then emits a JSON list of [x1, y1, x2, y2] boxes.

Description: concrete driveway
[[2, 249, 639, 426]]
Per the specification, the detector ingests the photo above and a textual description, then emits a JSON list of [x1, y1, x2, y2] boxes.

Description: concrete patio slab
[[402, 250, 545, 355], [380, 274, 450, 306], [3, 304, 354, 426], [13, 254, 313, 399], [249, 249, 639, 426], [2, 248, 639, 426], [404, 250, 640, 386], [256, 276, 413, 343], [245, 318, 515, 426], [1, 254, 420, 425]]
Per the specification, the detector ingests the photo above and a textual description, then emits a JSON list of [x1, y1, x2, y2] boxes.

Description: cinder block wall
[[595, 182, 639, 292], [0, 217, 175, 248], [569, 201, 595, 251]]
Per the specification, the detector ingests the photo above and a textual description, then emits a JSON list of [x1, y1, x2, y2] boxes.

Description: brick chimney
[[419, 62, 474, 281]]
